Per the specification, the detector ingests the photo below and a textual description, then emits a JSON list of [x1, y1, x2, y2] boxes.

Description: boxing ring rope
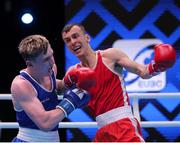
[[0, 93, 180, 129]]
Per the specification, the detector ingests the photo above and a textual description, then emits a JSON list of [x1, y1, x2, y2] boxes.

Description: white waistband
[[17, 127, 60, 142], [96, 106, 134, 128]]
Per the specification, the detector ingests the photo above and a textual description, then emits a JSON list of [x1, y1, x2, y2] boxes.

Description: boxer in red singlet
[[61, 23, 176, 142]]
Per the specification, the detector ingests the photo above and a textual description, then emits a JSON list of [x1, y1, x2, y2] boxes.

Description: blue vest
[[16, 71, 59, 131]]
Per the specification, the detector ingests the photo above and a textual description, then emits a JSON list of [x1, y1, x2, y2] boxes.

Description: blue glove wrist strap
[[57, 99, 75, 117]]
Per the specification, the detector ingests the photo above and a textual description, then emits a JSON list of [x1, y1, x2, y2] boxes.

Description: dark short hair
[[61, 23, 86, 35]]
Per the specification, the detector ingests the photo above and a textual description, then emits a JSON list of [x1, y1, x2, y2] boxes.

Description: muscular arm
[[52, 64, 64, 92], [109, 44, 176, 78], [104, 48, 150, 79], [56, 79, 64, 92], [11, 76, 65, 131]]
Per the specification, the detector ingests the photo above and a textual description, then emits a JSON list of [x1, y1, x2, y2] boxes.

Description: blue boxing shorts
[[12, 137, 26, 142]]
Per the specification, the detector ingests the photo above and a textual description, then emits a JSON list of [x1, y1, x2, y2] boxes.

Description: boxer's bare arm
[[103, 48, 149, 78], [52, 64, 64, 91], [103, 44, 176, 79], [56, 79, 64, 91], [11, 76, 65, 131]]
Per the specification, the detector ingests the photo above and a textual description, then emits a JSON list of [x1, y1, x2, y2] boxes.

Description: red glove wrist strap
[[148, 61, 160, 76]]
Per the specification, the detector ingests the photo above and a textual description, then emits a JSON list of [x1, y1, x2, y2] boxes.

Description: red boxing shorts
[[94, 117, 144, 142], [94, 106, 144, 142]]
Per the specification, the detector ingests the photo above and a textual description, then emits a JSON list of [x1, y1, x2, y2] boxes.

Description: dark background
[[0, 0, 65, 141]]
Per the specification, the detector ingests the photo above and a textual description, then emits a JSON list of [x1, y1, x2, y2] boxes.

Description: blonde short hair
[[18, 34, 49, 61]]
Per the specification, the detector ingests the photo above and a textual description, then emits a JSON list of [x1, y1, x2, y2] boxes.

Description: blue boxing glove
[[56, 86, 90, 117]]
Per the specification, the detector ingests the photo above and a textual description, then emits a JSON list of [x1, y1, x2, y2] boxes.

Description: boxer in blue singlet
[[11, 35, 92, 142]]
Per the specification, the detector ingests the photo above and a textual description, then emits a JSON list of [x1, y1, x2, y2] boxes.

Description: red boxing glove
[[148, 44, 176, 76], [63, 66, 96, 90]]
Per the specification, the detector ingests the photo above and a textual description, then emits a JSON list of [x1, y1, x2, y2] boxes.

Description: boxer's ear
[[26, 60, 32, 67], [85, 34, 90, 42]]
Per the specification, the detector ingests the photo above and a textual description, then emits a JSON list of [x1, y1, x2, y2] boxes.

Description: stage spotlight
[[21, 13, 33, 24]]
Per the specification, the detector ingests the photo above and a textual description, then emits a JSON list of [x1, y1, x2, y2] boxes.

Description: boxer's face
[[62, 25, 90, 57], [29, 46, 55, 75]]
